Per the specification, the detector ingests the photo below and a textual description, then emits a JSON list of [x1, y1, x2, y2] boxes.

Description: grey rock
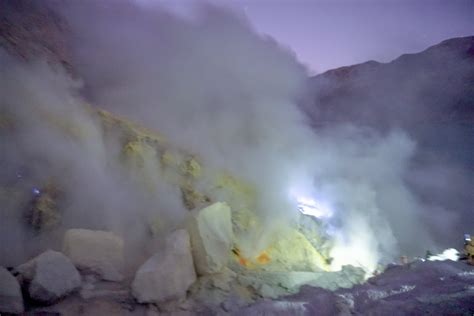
[[132, 229, 197, 303], [16, 250, 81, 304], [0, 266, 24, 314]]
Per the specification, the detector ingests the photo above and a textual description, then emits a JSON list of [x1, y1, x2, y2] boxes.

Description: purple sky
[[152, 0, 474, 74]]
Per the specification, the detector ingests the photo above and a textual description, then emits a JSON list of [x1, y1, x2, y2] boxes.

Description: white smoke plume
[[0, 0, 439, 270]]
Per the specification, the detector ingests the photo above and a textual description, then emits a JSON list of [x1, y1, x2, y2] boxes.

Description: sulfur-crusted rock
[[236, 265, 365, 299], [63, 229, 124, 281], [266, 228, 330, 272], [16, 250, 81, 304], [0, 266, 24, 314], [228, 223, 330, 272], [180, 157, 201, 178], [188, 202, 234, 275], [132, 229, 196, 303]]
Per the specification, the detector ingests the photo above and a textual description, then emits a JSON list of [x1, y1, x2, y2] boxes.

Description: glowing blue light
[[296, 196, 333, 219], [32, 188, 41, 195]]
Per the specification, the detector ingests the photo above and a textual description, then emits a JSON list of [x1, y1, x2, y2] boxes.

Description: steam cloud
[[0, 0, 444, 271]]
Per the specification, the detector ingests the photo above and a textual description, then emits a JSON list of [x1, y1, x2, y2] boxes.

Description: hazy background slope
[[303, 36, 474, 248]]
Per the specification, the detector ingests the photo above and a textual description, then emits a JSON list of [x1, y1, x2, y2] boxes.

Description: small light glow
[[32, 188, 41, 195], [427, 248, 459, 261]]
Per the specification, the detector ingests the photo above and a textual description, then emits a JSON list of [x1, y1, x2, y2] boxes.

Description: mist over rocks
[[56, 0, 433, 268], [1, 0, 467, 272], [0, 0, 473, 314], [63, 229, 125, 282]]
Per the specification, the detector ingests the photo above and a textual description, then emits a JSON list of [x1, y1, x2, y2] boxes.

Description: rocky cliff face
[[0, 0, 73, 72], [305, 36, 474, 169], [306, 36, 474, 128]]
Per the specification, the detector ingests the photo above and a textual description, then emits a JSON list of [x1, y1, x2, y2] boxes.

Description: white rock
[[0, 267, 24, 314], [187, 202, 233, 275], [132, 229, 196, 303], [63, 229, 124, 281], [16, 250, 81, 304]]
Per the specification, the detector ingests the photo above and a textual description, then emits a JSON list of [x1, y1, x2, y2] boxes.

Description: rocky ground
[[1, 242, 473, 315], [0, 202, 365, 315], [0, 206, 473, 315], [244, 260, 474, 316]]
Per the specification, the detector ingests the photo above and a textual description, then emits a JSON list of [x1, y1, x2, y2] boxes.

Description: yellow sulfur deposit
[[180, 157, 202, 178], [96, 109, 167, 146], [160, 150, 176, 168], [122, 141, 157, 168], [213, 173, 256, 208], [266, 228, 330, 272], [232, 227, 330, 272], [211, 172, 258, 233]]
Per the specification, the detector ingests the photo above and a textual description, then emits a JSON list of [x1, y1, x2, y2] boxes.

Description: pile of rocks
[[0, 202, 237, 314], [0, 228, 126, 314], [0, 202, 364, 315]]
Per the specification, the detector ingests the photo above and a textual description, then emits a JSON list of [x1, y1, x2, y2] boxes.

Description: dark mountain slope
[[304, 37, 474, 248], [306, 36, 474, 129]]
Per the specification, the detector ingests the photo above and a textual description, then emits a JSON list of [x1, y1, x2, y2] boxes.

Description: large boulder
[[0, 267, 24, 314], [132, 229, 196, 303], [187, 202, 234, 275], [16, 250, 81, 304], [63, 229, 124, 281]]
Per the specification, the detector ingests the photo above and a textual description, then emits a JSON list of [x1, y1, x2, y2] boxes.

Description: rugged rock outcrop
[[0, 266, 24, 314], [63, 229, 124, 281], [15, 250, 81, 304], [0, 0, 73, 71], [132, 229, 197, 303], [306, 36, 474, 129]]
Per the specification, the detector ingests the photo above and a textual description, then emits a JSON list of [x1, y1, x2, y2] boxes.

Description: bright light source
[[465, 234, 471, 243], [296, 196, 333, 219], [427, 248, 459, 261]]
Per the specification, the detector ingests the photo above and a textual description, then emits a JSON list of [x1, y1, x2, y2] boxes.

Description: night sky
[[153, 0, 474, 74]]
